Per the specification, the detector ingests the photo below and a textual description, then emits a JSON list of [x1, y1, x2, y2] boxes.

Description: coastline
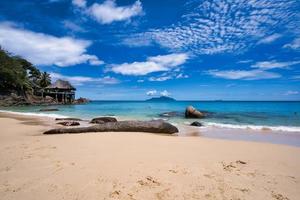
[[1, 109, 300, 147], [0, 112, 300, 199]]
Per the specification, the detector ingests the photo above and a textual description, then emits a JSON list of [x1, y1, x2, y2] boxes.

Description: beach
[[0, 112, 299, 200]]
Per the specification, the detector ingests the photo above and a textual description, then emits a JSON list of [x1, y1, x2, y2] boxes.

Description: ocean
[[1, 101, 300, 133]]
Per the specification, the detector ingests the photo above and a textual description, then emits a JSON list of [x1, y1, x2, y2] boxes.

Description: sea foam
[[0, 110, 69, 119], [205, 122, 300, 133]]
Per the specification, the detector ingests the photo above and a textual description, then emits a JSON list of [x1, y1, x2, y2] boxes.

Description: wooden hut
[[44, 79, 76, 103]]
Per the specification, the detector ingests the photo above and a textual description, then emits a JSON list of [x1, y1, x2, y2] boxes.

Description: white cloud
[[149, 76, 172, 82], [257, 33, 281, 44], [206, 69, 281, 80], [149, 72, 188, 82], [160, 90, 171, 97], [237, 60, 253, 64], [251, 60, 300, 70], [137, 79, 144, 83], [147, 53, 188, 67], [73, 0, 143, 24], [63, 20, 86, 32], [50, 72, 119, 86], [146, 90, 157, 96], [0, 23, 103, 67], [111, 53, 188, 76], [284, 90, 299, 95], [284, 38, 300, 50], [72, 0, 86, 8], [176, 73, 189, 79], [123, 0, 298, 55]]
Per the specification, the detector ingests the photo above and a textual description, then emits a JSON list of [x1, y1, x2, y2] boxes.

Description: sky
[[0, 0, 300, 100]]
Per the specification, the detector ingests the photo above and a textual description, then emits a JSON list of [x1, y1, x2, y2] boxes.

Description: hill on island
[[146, 96, 176, 102]]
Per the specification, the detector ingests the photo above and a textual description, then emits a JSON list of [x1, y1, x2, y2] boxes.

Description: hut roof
[[46, 79, 76, 90]]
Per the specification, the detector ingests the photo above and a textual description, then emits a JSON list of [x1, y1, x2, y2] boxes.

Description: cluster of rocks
[[48, 116, 178, 134], [0, 93, 90, 107], [185, 106, 205, 127], [44, 105, 206, 135]]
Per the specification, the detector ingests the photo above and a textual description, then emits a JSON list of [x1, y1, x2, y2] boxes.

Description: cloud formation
[[146, 90, 157, 96], [160, 90, 171, 97], [284, 38, 300, 50], [251, 60, 300, 70], [50, 72, 119, 85], [111, 53, 188, 76], [73, 0, 143, 24], [123, 0, 298, 55], [0, 23, 103, 67], [206, 69, 281, 80], [257, 34, 281, 44]]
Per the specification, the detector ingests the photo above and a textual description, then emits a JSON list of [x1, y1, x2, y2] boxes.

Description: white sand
[[0, 113, 299, 200]]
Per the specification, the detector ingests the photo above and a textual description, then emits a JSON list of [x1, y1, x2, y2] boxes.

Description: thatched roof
[[46, 79, 76, 90]]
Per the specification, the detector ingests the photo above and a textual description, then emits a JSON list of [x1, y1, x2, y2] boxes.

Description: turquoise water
[[1, 101, 300, 132]]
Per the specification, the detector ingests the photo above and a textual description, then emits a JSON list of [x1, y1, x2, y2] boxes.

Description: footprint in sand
[[137, 176, 161, 187], [271, 191, 289, 200], [222, 160, 247, 172], [109, 190, 121, 198]]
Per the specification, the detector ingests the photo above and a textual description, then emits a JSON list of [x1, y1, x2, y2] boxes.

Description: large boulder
[[90, 117, 118, 124], [185, 106, 205, 118], [44, 120, 179, 135]]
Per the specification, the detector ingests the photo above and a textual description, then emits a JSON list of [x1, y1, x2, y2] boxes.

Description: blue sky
[[0, 0, 300, 100]]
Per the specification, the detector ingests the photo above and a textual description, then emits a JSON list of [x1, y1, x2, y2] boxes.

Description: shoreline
[[1, 110, 300, 147], [0, 113, 299, 199]]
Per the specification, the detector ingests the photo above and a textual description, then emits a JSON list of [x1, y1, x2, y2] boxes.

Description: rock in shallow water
[[39, 108, 59, 112], [190, 121, 203, 127], [185, 106, 205, 118], [90, 117, 118, 124], [44, 120, 178, 135]]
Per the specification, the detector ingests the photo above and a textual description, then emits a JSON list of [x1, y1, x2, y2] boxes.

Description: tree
[[39, 72, 51, 88]]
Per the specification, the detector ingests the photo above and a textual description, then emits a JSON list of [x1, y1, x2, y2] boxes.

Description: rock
[[74, 97, 90, 104], [55, 118, 82, 121], [190, 121, 203, 127], [185, 106, 205, 118], [39, 108, 59, 112], [90, 117, 117, 124], [44, 120, 179, 135], [57, 121, 80, 126]]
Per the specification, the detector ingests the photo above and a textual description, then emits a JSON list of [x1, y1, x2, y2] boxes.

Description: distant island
[[146, 96, 176, 102]]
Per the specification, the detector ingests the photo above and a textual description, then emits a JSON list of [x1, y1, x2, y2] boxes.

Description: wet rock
[[74, 97, 90, 104], [39, 108, 59, 112], [190, 121, 203, 127], [185, 106, 205, 118], [90, 117, 118, 124], [44, 120, 179, 135]]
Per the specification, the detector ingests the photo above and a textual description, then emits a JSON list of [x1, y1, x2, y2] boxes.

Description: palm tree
[[39, 72, 51, 98]]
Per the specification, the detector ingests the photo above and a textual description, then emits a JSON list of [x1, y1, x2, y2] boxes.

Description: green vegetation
[[0, 47, 51, 96]]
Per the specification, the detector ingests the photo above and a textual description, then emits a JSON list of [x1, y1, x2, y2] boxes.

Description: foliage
[[0, 47, 51, 95]]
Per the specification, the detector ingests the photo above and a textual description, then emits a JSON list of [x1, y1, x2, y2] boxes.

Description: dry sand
[[0, 113, 299, 200]]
